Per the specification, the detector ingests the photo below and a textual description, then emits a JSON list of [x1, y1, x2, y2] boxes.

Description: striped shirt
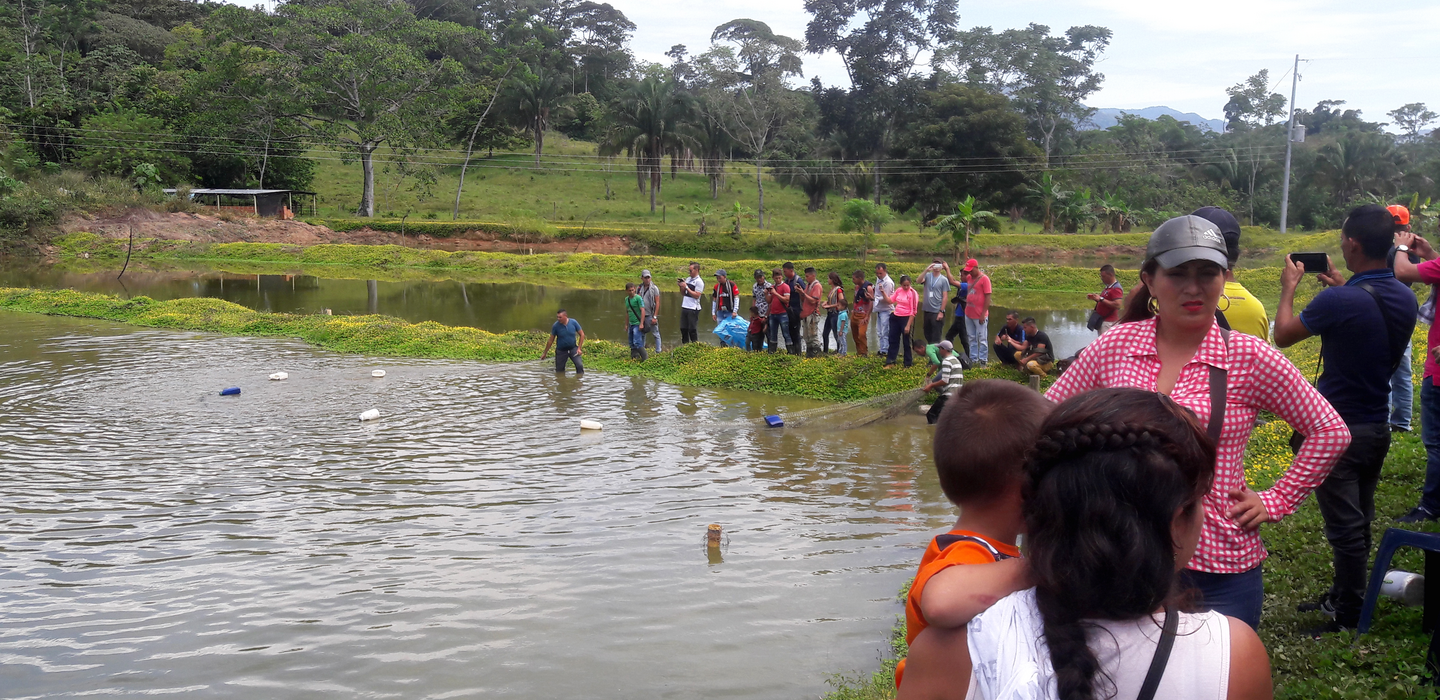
[[1046, 318, 1350, 574], [939, 354, 964, 393]]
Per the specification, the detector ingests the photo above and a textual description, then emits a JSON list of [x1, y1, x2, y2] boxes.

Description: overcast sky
[[606, 0, 1440, 127]]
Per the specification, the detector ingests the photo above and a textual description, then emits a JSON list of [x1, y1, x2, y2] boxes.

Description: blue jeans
[[1418, 377, 1440, 515], [1180, 564, 1263, 630], [767, 314, 791, 353], [554, 347, 584, 374], [1390, 345, 1414, 430], [646, 318, 662, 352], [627, 323, 643, 349], [874, 308, 892, 356], [965, 316, 989, 366]]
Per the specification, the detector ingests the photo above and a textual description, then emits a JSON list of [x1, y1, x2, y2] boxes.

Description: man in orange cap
[[1389, 205, 1416, 433]]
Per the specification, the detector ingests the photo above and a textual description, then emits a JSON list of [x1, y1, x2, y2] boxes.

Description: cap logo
[[1200, 227, 1223, 244]]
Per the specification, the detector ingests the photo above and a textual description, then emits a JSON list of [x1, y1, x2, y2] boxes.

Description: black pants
[[680, 308, 700, 343], [944, 317, 971, 356], [1315, 422, 1392, 626], [886, 315, 913, 367], [923, 313, 945, 344], [787, 308, 802, 350], [994, 342, 1019, 365], [746, 331, 765, 351], [822, 311, 839, 352], [926, 392, 950, 425]]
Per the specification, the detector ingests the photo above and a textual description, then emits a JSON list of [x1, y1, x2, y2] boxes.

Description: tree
[[886, 84, 1039, 220], [1390, 103, 1438, 143], [701, 20, 806, 229], [508, 67, 570, 166], [685, 105, 732, 199], [934, 195, 999, 261], [74, 108, 190, 183], [773, 159, 837, 212], [453, 62, 514, 219], [838, 197, 892, 261], [1317, 131, 1402, 201], [223, 0, 476, 217], [567, 1, 634, 96], [1223, 70, 1287, 130], [935, 23, 1111, 164], [1025, 172, 1068, 232], [805, 0, 957, 219], [604, 74, 691, 212]]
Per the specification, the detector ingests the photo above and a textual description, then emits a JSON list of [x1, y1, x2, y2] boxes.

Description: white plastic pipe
[[359, 409, 381, 421], [371, 370, 386, 378], [580, 420, 603, 431], [269, 372, 288, 381]]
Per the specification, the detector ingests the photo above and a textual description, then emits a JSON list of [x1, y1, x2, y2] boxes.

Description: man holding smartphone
[[1273, 204, 1417, 634], [679, 262, 704, 344]]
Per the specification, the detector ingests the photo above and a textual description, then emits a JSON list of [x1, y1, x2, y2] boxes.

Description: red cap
[[1389, 204, 1411, 226], [963, 259, 978, 271]]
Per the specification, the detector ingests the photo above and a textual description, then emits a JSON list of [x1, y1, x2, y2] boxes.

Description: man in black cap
[[1274, 204, 1418, 634], [1192, 206, 1269, 341]]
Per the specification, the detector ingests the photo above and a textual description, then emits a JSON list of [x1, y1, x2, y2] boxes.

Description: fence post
[[1029, 375, 1041, 392]]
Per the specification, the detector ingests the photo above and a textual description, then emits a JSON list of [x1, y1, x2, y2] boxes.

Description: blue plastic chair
[[1358, 528, 1440, 635]]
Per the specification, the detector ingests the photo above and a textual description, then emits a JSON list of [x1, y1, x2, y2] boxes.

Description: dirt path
[[59, 209, 633, 254]]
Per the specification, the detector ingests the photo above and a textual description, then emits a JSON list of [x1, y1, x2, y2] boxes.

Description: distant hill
[[1085, 107, 1226, 133]]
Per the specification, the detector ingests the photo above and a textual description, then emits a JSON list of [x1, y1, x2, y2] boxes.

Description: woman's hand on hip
[[1227, 487, 1272, 531]]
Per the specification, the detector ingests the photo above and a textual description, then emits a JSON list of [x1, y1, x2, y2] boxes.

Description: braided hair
[[1023, 388, 1216, 700]]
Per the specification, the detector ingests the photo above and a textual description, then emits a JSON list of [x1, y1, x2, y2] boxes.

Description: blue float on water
[[220, 387, 241, 396], [764, 415, 784, 428]]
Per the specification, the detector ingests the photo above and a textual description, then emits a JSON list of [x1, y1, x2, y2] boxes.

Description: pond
[[0, 312, 955, 698], [0, 265, 1103, 361]]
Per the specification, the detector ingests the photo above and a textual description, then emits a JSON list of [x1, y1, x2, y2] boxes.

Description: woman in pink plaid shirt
[[1048, 215, 1350, 630]]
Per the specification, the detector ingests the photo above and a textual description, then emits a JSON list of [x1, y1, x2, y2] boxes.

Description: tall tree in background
[[507, 67, 570, 166], [1390, 103, 1438, 143], [221, 0, 477, 217], [1221, 70, 1287, 223], [702, 19, 806, 229], [604, 74, 691, 212], [804, 0, 957, 223], [934, 23, 1110, 165]]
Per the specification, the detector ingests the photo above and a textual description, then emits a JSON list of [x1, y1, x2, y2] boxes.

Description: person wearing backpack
[[711, 269, 740, 323], [1273, 204, 1418, 634]]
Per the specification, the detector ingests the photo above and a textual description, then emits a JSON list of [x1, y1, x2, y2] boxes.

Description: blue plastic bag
[[713, 315, 749, 347]]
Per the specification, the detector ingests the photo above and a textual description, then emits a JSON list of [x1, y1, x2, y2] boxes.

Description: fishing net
[[770, 388, 926, 431]]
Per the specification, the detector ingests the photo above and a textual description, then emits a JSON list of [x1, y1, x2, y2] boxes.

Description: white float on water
[[580, 420, 603, 431], [359, 409, 381, 421], [371, 369, 386, 378], [269, 372, 289, 381]]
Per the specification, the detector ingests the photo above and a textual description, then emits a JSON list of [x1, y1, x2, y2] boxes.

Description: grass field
[[308, 134, 1070, 237]]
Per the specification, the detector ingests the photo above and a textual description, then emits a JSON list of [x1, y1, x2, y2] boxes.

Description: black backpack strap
[[1136, 605, 1179, 700], [1356, 282, 1406, 374], [1207, 328, 1229, 445], [933, 533, 1013, 561]]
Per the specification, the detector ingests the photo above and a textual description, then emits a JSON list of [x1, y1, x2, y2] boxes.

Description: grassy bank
[[0, 287, 1047, 403]]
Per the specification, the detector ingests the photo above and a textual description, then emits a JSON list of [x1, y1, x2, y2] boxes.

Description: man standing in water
[[541, 309, 585, 376], [638, 270, 661, 353], [679, 262, 704, 344], [625, 282, 646, 361]]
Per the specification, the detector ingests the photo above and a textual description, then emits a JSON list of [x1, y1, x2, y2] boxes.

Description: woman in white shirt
[[967, 387, 1272, 700]]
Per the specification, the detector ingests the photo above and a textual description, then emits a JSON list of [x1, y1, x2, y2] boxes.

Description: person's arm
[[712, 287, 718, 320], [653, 291, 660, 319], [1098, 287, 1122, 312], [1273, 256, 1313, 348], [896, 627, 971, 700], [917, 559, 1030, 629], [541, 333, 555, 360], [575, 328, 585, 355], [1395, 232, 1440, 283], [1226, 617, 1274, 700], [1244, 340, 1352, 526]]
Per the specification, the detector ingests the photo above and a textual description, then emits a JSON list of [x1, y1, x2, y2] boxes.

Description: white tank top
[[968, 588, 1230, 700]]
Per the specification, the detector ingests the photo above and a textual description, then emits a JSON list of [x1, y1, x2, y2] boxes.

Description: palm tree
[[1025, 172, 1069, 233], [935, 196, 1001, 261], [603, 76, 693, 212], [774, 159, 839, 212], [509, 68, 571, 167], [685, 107, 733, 199], [1097, 193, 1134, 233], [1318, 132, 1402, 202]]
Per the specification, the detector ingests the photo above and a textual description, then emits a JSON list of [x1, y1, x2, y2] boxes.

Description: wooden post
[[706, 524, 722, 547], [1029, 375, 1041, 392], [253, 194, 258, 215]]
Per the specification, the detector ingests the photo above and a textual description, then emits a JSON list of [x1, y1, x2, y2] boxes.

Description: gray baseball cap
[[1145, 215, 1230, 270], [641, 269, 652, 278]]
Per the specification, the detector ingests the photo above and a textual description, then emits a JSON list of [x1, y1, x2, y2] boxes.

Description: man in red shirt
[[766, 268, 796, 355], [962, 259, 992, 366], [1086, 264, 1124, 335]]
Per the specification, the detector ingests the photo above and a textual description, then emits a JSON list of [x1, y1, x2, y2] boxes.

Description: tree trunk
[[872, 157, 882, 233], [358, 143, 377, 217], [755, 159, 765, 229], [533, 114, 545, 167], [454, 66, 511, 221], [649, 150, 659, 213]]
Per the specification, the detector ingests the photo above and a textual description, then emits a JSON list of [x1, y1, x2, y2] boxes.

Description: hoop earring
[[1217, 294, 1232, 312], [1148, 297, 1160, 314]]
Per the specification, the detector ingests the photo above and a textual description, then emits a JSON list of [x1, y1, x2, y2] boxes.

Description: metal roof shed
[[163, 188, 319, 218]]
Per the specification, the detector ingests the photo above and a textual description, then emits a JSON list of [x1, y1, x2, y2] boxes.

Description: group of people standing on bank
[[895, 203, 1430, 700]]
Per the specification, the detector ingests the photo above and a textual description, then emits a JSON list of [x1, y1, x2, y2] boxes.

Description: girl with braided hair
[[968, 388, 1272, 700], [1047, 215, 1349, 630]]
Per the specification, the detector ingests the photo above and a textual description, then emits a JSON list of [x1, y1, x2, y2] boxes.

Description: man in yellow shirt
[[1194, 206, 1270, 342]]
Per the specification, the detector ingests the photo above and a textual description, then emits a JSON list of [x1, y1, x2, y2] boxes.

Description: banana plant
[[935, 195, 1001, 262]]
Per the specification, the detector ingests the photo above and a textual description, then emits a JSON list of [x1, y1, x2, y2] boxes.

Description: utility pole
[[1279, 54, 1301, 233]]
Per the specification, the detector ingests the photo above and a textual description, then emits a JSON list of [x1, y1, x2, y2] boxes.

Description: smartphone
[[1290, 252, 1329, 274]]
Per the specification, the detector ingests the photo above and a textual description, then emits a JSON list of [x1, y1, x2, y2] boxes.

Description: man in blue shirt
[[1275, 204, 1417, 633], [541, 309, 586, 375]]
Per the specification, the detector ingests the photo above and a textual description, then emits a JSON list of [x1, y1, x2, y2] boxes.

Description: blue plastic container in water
[[764, 415, 784, 428], [220, 387, 241, 396]]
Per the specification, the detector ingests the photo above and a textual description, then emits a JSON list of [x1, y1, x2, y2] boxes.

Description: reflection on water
[[0, 312, 957, 698], [0, 265, 1103, 359]]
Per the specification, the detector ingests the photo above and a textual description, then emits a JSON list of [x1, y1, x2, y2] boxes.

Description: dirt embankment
[[58, 209, 634, 254]]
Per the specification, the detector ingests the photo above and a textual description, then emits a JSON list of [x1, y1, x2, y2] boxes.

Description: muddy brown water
[[0, 311, 967, 698], [0, 265, 1102, 360]]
